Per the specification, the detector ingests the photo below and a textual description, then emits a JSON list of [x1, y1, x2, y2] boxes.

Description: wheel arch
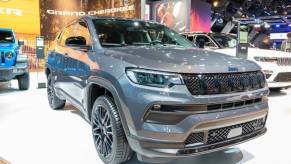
[[85, 77, 131, 136]]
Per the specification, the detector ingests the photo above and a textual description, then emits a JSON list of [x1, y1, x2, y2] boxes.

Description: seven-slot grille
[[185, 118, 265, 146], [274, 72, 291, 82], [182, 71, 265, 95]]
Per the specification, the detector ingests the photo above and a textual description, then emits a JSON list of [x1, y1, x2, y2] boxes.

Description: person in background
[[281, 32, 291, 52], [258, 35, 272, 49]]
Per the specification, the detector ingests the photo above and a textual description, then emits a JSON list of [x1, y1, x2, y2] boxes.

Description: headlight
[[126, 68, 184, 88], [5, 51, 13, 59]]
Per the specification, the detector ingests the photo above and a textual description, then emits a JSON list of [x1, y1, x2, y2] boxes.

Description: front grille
[[274, 72, 291, 82], [185, 118, 265, 146], [277, 58, 291, 66], [207, 98, 262, 111], [185, 132, 204, 145], [182, 71, 266, 95]]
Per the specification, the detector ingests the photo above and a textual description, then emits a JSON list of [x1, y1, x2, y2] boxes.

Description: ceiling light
[[213, 1, 218, 7]]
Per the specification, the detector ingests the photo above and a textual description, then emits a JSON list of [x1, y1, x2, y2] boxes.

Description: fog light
[[152, 104, 161, 110]]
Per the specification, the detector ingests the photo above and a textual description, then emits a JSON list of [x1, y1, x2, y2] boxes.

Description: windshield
[[0, 31, 14, 43], [211, 33, 237, 48], [93, 19, 194, 48]]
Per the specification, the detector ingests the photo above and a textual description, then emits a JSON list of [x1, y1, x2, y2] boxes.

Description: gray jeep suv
[[45, 16, 269, 163]]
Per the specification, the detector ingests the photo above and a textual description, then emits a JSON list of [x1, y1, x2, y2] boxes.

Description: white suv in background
[[182, 32, 291, 90]]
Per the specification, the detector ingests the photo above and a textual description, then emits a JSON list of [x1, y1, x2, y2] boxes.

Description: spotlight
[[213, 1, 218, 7], [288, 24, 291, 27], [254, 24, 261, 28], [275, 24, 280, 28]]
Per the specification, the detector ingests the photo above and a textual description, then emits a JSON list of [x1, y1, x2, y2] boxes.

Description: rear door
[[54, 24, 77, 99], [66, 20, 93, 104]]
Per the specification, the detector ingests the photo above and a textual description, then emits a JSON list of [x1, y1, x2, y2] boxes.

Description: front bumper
[[117, 74, 269, 163], [0, 63, 27, 82]]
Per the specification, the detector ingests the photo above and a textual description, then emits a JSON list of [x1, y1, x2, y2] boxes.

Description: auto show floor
[[0, 73, 291, 164]]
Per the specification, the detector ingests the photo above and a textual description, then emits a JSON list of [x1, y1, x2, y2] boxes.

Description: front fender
[[85, 75, 136, 137]]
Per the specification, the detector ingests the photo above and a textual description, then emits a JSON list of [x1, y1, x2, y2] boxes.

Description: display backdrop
[[190, 0, 211, 32], [40, 0, 141, 40], [0, 0, 40, 34], [0, 0, 141, 70]]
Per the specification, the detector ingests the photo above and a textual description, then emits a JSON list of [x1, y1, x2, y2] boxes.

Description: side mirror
[[65, 36, 86, 46], [65, 36, 90, 52], [197, 39, 205, 48], [18, 40, 24, 46]]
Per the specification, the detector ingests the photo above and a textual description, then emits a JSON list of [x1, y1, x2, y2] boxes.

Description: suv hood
[[105, 46, 260, 73]]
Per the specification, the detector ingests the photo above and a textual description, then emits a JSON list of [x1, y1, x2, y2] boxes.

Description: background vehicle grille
[[182, 71, 266, 95], [277, 58, 291, 66], [274, 72, 291, 82], [185, 118, 265, 147]]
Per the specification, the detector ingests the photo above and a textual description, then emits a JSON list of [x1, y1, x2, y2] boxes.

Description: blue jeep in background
[[0, 28, 29, 90]]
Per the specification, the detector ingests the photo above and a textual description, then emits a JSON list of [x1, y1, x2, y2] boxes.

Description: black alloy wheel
[[47, 74, 65, 109], [92, 105, 113, 157], [91, 96, 132, 164]]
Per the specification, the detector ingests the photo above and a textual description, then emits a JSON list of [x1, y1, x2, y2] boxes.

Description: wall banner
[[40, 0, 141, 40]]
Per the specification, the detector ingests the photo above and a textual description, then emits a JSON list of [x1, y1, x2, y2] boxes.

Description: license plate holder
[[227, 127, 242, 139]]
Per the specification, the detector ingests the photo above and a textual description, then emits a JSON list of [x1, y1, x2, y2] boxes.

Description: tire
[[91, 95, 133, 164], [18, 72, 30, 90], [47, 74, 66, 109]]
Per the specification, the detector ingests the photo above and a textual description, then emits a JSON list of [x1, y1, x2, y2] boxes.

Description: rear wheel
[[18, 72, 30, 90], [91, 96, 133, 164], [47, 74, 65, 109]]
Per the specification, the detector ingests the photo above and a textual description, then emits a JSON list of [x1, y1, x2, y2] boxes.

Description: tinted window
[[0, 31, 14, 43], [93, 19, 194, 48]]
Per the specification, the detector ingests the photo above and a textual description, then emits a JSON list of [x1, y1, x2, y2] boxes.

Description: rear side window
[[59, 24, 75, 47], [0, 31, 14, 43], [74, 21, 92, 46]]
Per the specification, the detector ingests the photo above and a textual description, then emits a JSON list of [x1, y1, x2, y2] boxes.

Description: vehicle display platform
[[0, 73, 290, 164]]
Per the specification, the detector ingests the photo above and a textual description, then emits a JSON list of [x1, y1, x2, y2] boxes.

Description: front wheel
[[47, 74, 66, 109], [18, 72, 30, 90], [91, 96, 133, 164]]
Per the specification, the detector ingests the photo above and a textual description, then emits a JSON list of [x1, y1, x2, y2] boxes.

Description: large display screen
[[153, 0, 188, 33], [190, 0, 211, 32], [152, 0, 211, 33]]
